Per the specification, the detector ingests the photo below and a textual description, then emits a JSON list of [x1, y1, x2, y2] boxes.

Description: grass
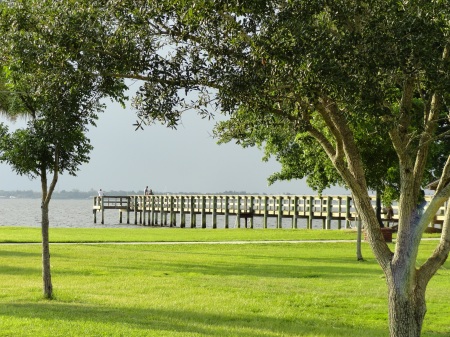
[[0, 226, 442, 243], [0, 227, 448, 336]]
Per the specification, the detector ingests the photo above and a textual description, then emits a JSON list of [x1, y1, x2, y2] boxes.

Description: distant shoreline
[[0, 190, 282, 199]]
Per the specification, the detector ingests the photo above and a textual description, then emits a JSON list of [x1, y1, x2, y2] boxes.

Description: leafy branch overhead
[[0, 0, 128, 299], [103, 1, 449, 196]]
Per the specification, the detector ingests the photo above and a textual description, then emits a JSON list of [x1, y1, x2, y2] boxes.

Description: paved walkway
[[0, 238, 440, 245]]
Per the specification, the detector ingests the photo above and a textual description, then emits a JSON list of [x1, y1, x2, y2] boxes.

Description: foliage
[[0, 0, 129, 299]]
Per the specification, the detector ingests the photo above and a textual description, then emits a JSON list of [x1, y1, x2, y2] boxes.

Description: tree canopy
[[0, 0, 128, 298]]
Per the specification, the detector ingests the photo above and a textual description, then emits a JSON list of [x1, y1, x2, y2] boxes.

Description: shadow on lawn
[[52, 258, 383, 281], [148, 261, 383, 280], [61, 244, 383, 280], [0, 302, 389, 337], [0, 249, 40, 258]]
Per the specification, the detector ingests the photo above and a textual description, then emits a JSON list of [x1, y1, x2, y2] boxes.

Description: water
[[0, 198, 350, 229], [0, 198, 132, 228]]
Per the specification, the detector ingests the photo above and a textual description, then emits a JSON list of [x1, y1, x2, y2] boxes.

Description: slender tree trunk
[[41, 200, 53, 299], [376, 190, 384, 228], [40, 167, 55, 300], [356, 217, 364, 261]]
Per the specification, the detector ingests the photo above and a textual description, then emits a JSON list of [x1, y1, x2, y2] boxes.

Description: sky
[[0, 87, 348, 195]]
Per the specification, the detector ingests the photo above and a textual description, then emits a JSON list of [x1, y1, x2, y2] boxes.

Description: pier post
[[156, 196, 161, 226], [126, 197, 130, 224], [249, 196, 254, 229], [277, 197, 283, 229], [243, 197, 248, 228], [212, 196, 217, 229], [150, 196, 155, 225], [201, 196, 207, 228], [321, 197, 326, 229], [93, 197, 98, 224], [337, 197, 342, 229], [165, 196, 169, 225], [292, 196, 298, 229], [146, 196, 151, 225], [160, 196, 165, 226], [236, 196, 241, 228], [224, 196, 229, 228], [134, 196, 138, 225], [190, 196, 196, 228], [139, 197, 142, 225], [326, 196, 332, 229], [180, 196, 186, 228], [141, 196, 145, 225], [263, 196, 268, 229], [308, 196, 314, 229], [169, 196, 175, 227], [101, 196, 105, 225]]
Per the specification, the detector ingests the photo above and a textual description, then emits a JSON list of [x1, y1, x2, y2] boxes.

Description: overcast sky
[[0, 86, 348, 195]]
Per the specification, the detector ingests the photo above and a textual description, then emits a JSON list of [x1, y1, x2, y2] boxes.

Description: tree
[[106, 1, 450, 336], [0, 0, 126, 299]]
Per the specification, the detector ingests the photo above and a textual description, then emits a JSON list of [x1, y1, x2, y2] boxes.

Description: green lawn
[[0, 228, 448, 336], [0, 227, 362, 243], [0, 226, 441, 243]]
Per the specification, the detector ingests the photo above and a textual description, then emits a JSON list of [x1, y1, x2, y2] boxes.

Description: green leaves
[[106, 0, 449, 201], [0, 0, 126, 180]]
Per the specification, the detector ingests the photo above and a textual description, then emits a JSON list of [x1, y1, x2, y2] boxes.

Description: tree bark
[[41, 199, 53, 299], [40, 166, 56, 300], [387, 275, 426, 337], [376, 190, 384, 228], [356, 217, 364, 261]]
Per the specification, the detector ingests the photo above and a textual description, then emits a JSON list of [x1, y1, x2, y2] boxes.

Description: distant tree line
[[0, 190, 277, 199], [0, 189, 139, 199]]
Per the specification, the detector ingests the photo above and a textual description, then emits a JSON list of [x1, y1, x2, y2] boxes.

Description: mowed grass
[[0, 226, 362, 243], [0, 228, 448, 337], [0, 226, 442, 243]]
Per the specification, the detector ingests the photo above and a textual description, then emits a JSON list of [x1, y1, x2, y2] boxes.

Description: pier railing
[[93, 194, 447, 230]]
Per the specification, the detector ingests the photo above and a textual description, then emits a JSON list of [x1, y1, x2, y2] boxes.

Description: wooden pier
[[93, 194, 447, 230]]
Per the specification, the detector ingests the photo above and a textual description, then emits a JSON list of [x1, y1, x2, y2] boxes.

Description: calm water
[[0, 198, 132, 228], [0, 198, 341, 229]]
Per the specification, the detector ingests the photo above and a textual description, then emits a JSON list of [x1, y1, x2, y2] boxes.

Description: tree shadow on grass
[[52, 258, 384, 282], [0, 249, 40, 258], [0, 302, 390, 337], [60, 244, 383, 280], [165, 261, 383, 280]]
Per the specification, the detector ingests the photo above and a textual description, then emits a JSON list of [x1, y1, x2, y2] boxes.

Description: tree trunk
[[41, 200, 53, 299], [376, 190, 384, 228], [40, 166, 55, 300], [387, 278, 426, 337], [356, 217, 364, 261]]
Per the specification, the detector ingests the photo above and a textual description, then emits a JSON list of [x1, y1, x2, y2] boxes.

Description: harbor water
[[0, 198, 343, 229]]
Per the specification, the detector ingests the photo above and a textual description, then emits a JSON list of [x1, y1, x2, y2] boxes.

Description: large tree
[[0, 0, 126, 298], [105, 1, 450, 336]]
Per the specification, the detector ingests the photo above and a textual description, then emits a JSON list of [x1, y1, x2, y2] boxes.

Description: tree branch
[[413, 93, 440, 191], [389, 76, 415, 165], [417, 196, 450, 287]]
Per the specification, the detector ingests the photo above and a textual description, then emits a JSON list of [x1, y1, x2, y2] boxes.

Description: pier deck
[[93, 194, 447, 230]]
